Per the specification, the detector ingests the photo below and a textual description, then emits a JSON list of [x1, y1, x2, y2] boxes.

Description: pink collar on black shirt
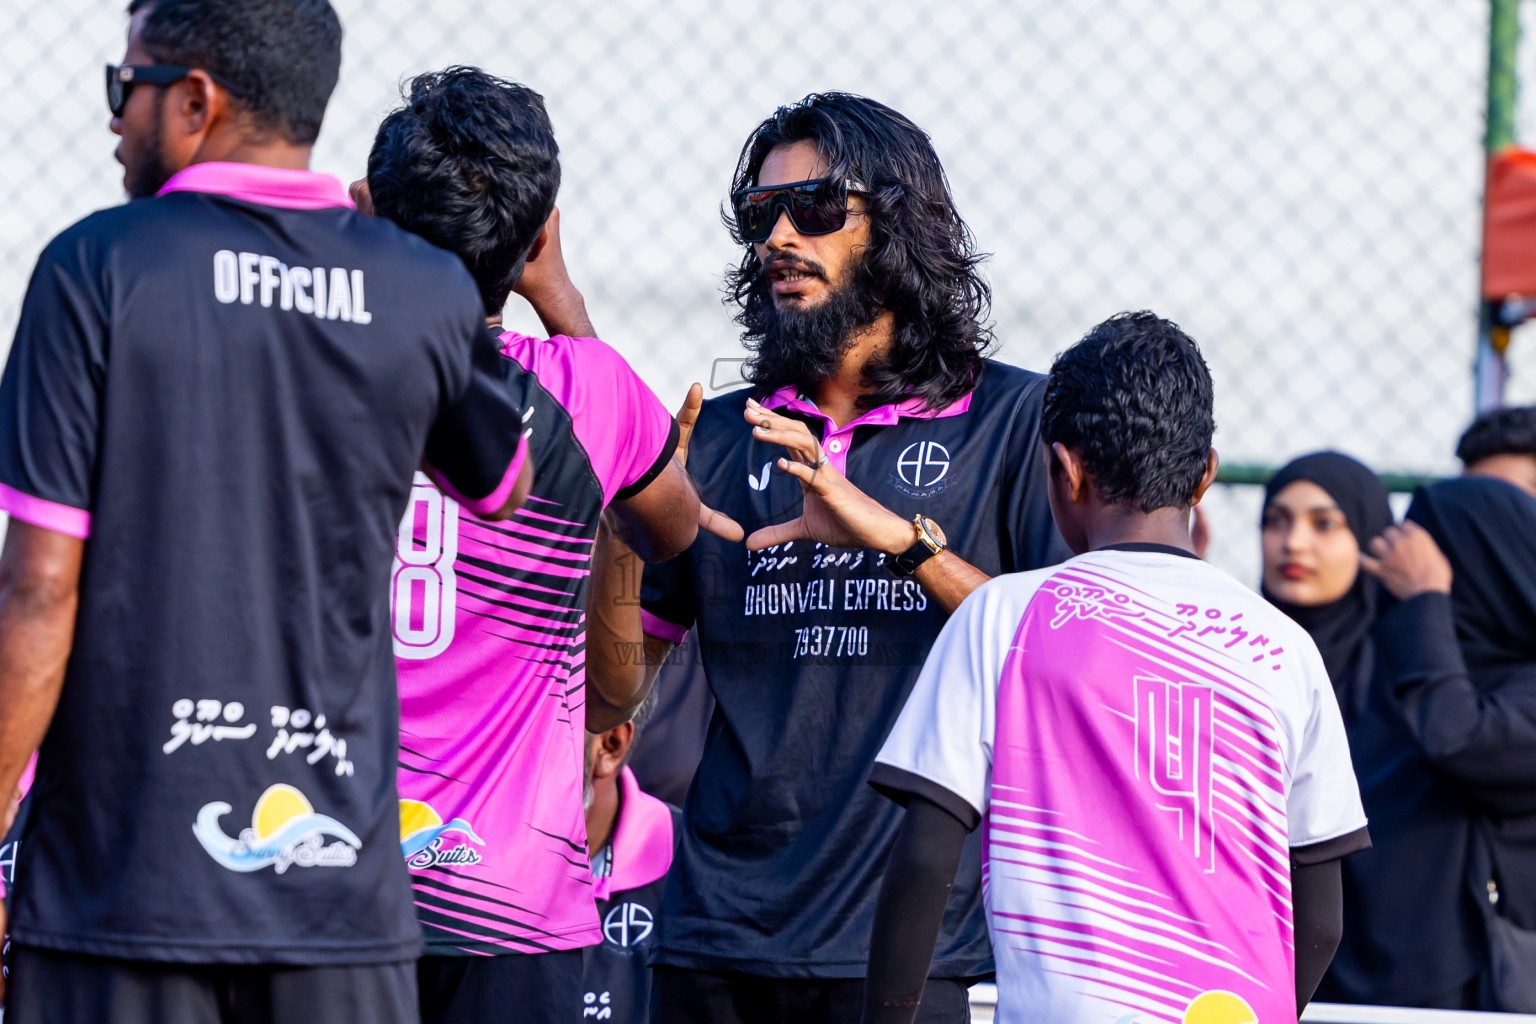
[[760, 386, 973, 474], [592, 767, 674, 901], [157, 161, 354, 210]]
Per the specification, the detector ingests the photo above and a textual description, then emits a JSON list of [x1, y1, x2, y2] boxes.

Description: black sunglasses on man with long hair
[[731, 176, 869, 244]]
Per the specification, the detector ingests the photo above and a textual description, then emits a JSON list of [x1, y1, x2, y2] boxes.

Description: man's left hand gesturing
[[742, 398, 913, 554]]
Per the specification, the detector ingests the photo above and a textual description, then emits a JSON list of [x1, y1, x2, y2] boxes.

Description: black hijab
[[1407, 476, 1536, 678], [1261, 452, 1395, 720]]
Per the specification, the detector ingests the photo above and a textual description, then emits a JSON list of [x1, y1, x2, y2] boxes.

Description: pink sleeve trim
[[438, 437, 527, 519], [17, 753, 36, 800], [639, 609, 690, 644], [0, 483, 90, 539]]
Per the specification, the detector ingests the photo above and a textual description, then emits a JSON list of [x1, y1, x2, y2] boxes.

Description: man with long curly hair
[[585, 93, 1069, 1023]]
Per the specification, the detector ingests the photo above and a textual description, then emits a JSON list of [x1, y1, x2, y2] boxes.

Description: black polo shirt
[[0, 161, 524, 964], [640, 360, 1068, 978]]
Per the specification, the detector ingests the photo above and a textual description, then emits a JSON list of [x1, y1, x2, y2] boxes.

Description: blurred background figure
[[1259, 452, 1394, 723], [1258, 453, 1482, 1008], [583, 692, 680, 1024], [1388, 476, 1536, 1012], [1457, 404, 1536, 498], [1263, 449, 1536, 1011]]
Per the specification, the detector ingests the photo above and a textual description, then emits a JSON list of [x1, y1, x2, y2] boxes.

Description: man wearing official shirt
[[0, 2, 527, 1022], [586, 92, 1067, 1024]]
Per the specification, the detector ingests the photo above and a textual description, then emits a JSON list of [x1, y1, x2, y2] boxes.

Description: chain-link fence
[[4, 0, 1531, 580]]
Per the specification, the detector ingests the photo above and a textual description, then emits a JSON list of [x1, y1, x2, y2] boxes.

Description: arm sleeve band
[[1292, 856, 1345, 1013]]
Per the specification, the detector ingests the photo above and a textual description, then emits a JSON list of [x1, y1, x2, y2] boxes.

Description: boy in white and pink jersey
[[365, 69, 703, 1024], [863, 312, 1369, 1024]]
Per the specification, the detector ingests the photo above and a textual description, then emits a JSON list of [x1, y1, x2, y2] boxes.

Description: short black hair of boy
[[1456, 405, 1536, 466], [1043, 310, 1215, 512], [127, 0, 341, 145], [367, 67, 560, 317]]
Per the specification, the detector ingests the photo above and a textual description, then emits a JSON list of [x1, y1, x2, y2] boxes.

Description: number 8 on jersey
[[392, 472, 460, 659]]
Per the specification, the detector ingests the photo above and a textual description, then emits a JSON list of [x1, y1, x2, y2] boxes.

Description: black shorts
[[417, 949, 584, 1024], [6, 944, 418, 1024], [650, 966, 973, 1024]]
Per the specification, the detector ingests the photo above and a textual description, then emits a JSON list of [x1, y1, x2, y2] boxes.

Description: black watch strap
[[890, 538, 939, 577]]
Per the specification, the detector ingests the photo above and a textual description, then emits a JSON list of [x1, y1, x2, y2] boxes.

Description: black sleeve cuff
[[1290, 825, 1371, 867], [868, 764, 982, 832], [1375, 592, 1466, 688], [614, 417, 680, 502]]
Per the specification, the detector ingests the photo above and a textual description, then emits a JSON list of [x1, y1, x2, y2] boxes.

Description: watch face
[[921, 517, 947, 547]]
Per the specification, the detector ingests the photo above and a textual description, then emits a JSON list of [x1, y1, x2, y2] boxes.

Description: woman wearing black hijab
[[1366, 476, 1536, 1011], [1258, 453, 1482, 1008], [1259, 452, 1394, 722]]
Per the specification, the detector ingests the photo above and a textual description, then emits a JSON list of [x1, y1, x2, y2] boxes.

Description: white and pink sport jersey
[[392, 329, 677, 956], [874, 545, 1368, 1024]]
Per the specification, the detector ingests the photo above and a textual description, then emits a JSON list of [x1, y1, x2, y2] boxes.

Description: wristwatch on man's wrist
[[890, 515, 947, 577]]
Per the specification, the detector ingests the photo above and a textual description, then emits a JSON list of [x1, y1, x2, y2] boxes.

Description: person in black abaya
[[1373, 476, 1536, 1011], [1259, 453, 1483, 1008], [1305, 470, 1536, 1011]]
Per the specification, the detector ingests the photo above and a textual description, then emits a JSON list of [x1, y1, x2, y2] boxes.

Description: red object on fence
[[1483, 146, 1536, 301]]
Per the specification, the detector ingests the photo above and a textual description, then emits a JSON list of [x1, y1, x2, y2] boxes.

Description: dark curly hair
[[128, 0, 341, 145], [1043, 311, 1215, 512], [367, 67, 560, 316], [725, 93, 993, 411], [1456, 405, 1536, 466]]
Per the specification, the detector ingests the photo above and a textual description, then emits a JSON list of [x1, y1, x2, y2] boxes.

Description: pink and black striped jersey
[[392, 329, 677, 956]]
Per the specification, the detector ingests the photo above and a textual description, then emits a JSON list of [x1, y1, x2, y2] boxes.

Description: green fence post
[[1477, 0, 1521, 412]]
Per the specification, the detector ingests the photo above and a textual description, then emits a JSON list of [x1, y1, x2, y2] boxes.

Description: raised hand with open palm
[[740, 398, 913, 555]]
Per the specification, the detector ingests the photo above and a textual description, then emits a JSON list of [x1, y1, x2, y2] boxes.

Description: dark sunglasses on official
[[105, 63, 246, 118], [731, 176, 870, 243]]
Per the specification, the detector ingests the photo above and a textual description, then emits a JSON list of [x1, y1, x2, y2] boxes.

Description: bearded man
[[584, 92, 1068, 1024]]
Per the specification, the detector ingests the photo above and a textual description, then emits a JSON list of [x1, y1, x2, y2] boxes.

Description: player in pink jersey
[[361, 68, 722, 1024], [863, 312, 1369, 1024]]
